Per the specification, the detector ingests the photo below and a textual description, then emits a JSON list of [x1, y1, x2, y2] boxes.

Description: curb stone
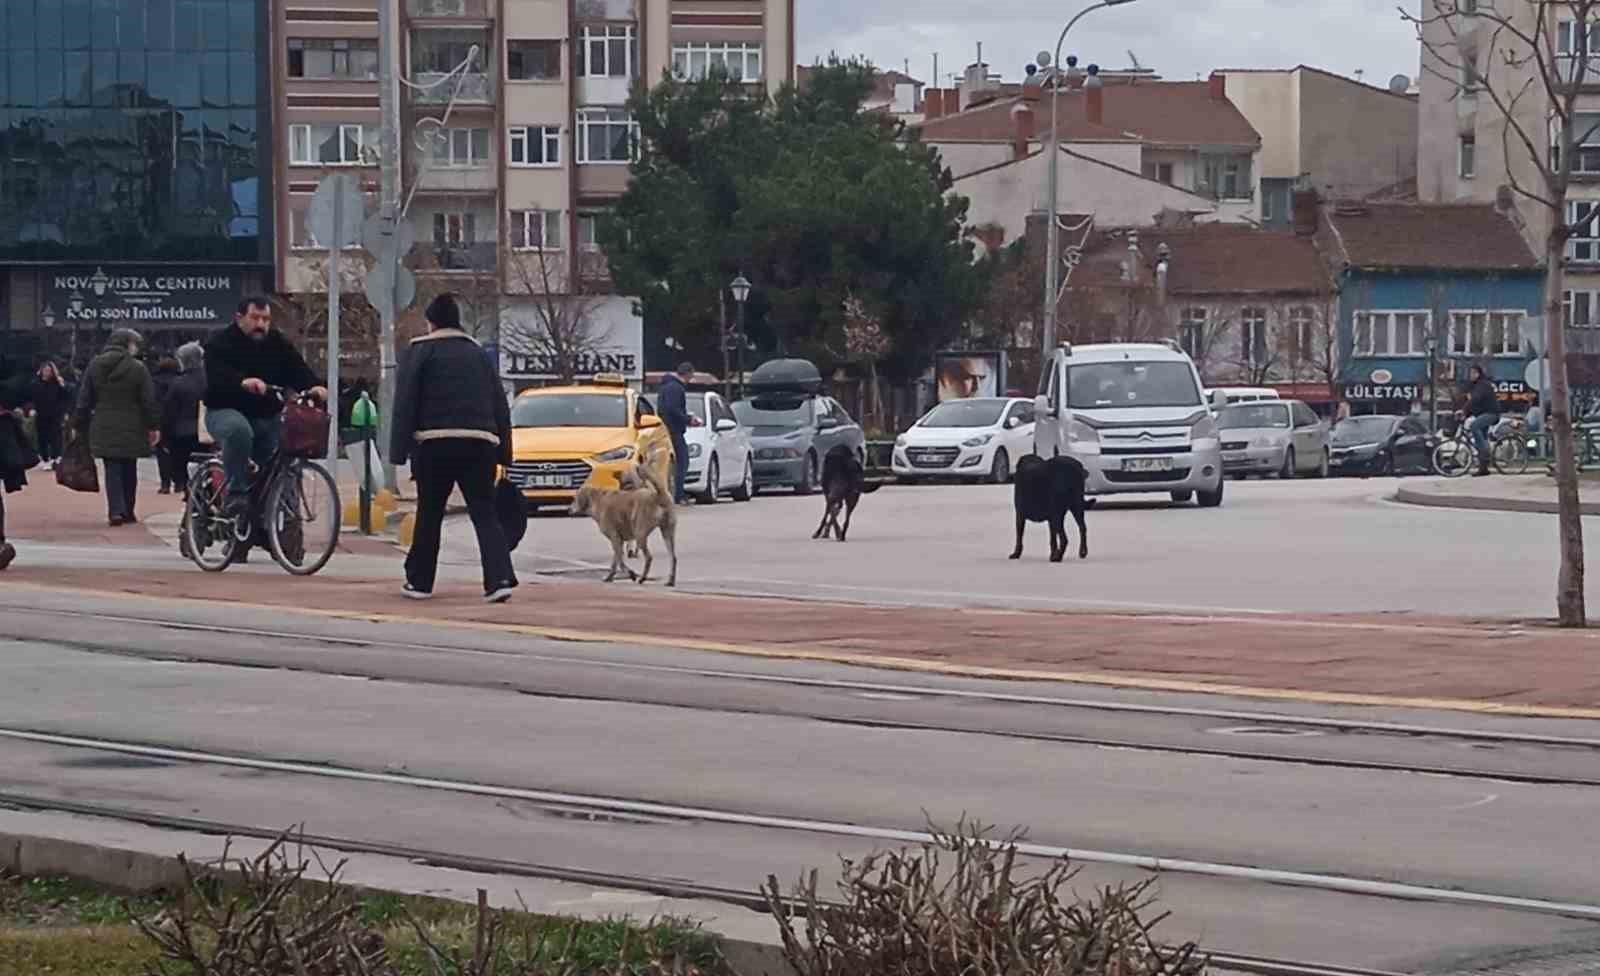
[[0, 822, 797, 976], [1394, 486, 1600, 517]]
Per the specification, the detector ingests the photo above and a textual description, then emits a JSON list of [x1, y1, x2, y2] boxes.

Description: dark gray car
[[734, 393, 865, 494]]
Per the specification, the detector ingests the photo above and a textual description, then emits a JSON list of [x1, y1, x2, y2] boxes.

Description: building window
[[1202, 154, 1252, 200], [1557, 20, 1600, 83], [1558, 114, 1600, 175], [1142, 161, 1174, 185], [1353, 311, 1430, 358], [576, 25, 637, 79], [576, 108, 637, 163], [1567, 200, 1600, 261], [1565, 289, 1600, 327], [1449, 311, 1524, 357], [1179, 306, 1207, 359], [289, 123, 369, 165], [1241, 307, 1269, 365], [412, 29, 488, 75], [510, 209, 563, 250], [507, 39, 562, 80], [288, 39, 379, 80], [1459, 134, 1476, 178], [508, 126, 561, 166], [427, 127, 491, 168], [671, 42, 763, 83], [1288, 305, 1316, 361], [1459, 44, 1480, 95], [433, 212, 477, 246], [577, 212, 603, 251]]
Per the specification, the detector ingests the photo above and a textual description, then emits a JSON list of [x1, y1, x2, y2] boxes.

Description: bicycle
[[1431, 413, 1529, 477], [181, 388, 341, 575]]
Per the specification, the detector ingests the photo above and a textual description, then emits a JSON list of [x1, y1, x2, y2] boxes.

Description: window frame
[[288, 122, 367, 166], [428, 126, 491, 168], [1179, 305, 1208, 359], [1459, 133, 1476, 178], [1241, 306, 1269, 365], [1448, 309, 1525, 358], [670, 41, 764, 83], [1569, 200, 1600, 261], [287, 38, 380, 80], [1352, 310, 1431, 358], [509, 209, 563, 251], [1565, 288, 1600, 328], [575, 108, 637, 164], [507, 125, 561, 167], [576, 24, 637, 80], [506, 38, 563, 82]]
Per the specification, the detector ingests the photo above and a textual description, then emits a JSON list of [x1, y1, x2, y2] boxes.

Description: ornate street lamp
[[729, 274, 753, 398]]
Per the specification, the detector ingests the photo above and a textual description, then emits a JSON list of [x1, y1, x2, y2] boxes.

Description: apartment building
[[274, 0, 794, 376]]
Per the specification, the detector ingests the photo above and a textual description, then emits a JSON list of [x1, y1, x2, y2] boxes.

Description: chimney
[[1011, 101, 1036, 158], [924, 89, 944, 119], [1209, 71, 1226, 100], [1291, 187, 1320, 236], [1086, 79, 1104, 126]]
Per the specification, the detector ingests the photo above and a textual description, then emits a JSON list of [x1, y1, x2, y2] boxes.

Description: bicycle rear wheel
[[1492, 435, 1529, 475], [183, 459, 237, 572], [1432, 439, 1473, 478], [266, 458, 340, 576]]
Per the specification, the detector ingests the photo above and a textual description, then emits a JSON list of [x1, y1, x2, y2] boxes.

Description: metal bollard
[[350, 392, 379, 535]]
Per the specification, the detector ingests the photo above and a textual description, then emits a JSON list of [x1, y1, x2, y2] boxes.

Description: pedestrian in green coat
[[74, 329, 160, 526]]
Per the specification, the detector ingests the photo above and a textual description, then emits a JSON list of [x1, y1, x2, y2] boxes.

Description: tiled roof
[[1320, 202, 1538, 272], [917, 81, 1260, 148], [1070, 224, 1329, 296], [795, 66, 922, 103]]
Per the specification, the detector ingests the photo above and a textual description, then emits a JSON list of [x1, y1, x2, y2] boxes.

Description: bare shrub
[[763, 819, 1206, 976]]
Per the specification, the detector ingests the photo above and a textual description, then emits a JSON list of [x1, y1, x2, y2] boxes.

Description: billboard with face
[[936, 352, 1002, 401]]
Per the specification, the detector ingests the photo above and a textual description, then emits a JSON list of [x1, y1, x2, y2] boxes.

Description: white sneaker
[[484, 583, 516, 604], [402, 583, 433, 600]]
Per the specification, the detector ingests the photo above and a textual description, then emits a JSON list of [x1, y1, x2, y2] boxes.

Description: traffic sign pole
[[327, 186, 342, 464]]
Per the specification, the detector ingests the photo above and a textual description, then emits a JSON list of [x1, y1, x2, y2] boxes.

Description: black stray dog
[[813, 445, 882, 541], [1009, 454, 1094, 561]]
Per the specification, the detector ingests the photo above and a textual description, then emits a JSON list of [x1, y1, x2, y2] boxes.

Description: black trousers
[[404, 439, 516, 593], [0, 490, 7, 544], [35, 416, 61, 462], [166, 436, 200, 492], [102, 458, 138, 520]]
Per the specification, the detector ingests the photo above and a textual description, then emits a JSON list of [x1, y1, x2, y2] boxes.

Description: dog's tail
[[859, 481, 885, 494], [635, 445, 676, 514]]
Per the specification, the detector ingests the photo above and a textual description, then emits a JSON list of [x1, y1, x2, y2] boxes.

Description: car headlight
[[780, 447, 804, 459], [1192, 416, 1218, 440], [1066, 418, 1098, 445], [595, 446, 635, 463], [895, 435, 907, 447], [687, 443, 703, 459], [962, 433, 994, 448]]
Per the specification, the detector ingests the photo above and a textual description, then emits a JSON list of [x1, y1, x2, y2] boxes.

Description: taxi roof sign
[[591, 373, 628, 387]]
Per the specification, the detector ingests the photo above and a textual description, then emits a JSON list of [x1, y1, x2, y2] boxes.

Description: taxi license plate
[[1122, 457, 1172, 472], [529, 475, 568, 488]]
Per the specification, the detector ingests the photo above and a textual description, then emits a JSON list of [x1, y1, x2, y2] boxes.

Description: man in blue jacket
[[657, 362, 693, 504]]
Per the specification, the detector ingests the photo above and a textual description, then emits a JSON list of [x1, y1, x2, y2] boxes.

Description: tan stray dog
[[569, 448, 679, 586]]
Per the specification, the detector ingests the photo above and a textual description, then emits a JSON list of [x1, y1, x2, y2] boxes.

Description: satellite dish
[[1037, 51, 1053, 68], [1388, 73, 1411, 94]]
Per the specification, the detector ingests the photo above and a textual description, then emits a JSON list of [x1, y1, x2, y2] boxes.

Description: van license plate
[[1122, 458, 1172, 472], [530, 475, 568, 488]]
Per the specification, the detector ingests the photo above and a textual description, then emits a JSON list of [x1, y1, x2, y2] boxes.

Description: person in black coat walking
[[390, 293, 517, 603], [0, 353, 32, 570], [657, 363, 693, 504], [150, 355, 182, 493], [26, 360, 69, 465], [162, 342, 207, 495]]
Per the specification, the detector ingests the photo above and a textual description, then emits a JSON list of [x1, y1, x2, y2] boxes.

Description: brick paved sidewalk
[[8, 563, 1600, 714]]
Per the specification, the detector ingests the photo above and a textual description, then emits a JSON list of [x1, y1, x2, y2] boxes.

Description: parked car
[[893, 397, 1035, 483], [1329, 414, 1433, 477], [641, 389, 754, 503], [733, 359, 865, 494], [1033, 341, 1227, 507], [506, 375, 674, 512], [1217, 399, 1330, 479]]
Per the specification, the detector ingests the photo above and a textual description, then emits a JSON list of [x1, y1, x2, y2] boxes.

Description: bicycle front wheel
[[265, 459, 341, 576], [183, 459, 237, 572], [1432, 439, 1473, 478], [1492, 435, 1529, 475]]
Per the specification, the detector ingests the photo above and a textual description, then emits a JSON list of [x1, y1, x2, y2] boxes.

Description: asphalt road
[[462, 476, 1595, 618], [3, 590, 1600, 972]]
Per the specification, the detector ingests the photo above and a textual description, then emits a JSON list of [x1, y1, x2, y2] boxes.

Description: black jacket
[[163, 367, 207, 440], [25, 375, 70, 422], [389, 329, 511, 467], [204, 324, 318, 419], [657, 373, 689, 436], [1466, 377, 1500, 417], [0, 358, 29, 492]]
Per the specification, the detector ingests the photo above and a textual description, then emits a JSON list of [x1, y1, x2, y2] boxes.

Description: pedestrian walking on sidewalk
[[163, 342, 206, 496], [658, 362, 693, 504], [390, 293, 518, 604], [25, 361, 69, 466], [0, 353, 33, 570], [151, 355, 181, 493], [73, 329, 161, 527]]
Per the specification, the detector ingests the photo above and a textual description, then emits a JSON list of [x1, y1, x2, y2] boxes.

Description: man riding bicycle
[[1462, 364, 1500, 478], [204, 298, 327, 555]]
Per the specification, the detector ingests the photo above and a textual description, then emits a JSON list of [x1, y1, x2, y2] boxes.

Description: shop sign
[[45, 266, 242, 327], [1344, 382, 1421, 401]]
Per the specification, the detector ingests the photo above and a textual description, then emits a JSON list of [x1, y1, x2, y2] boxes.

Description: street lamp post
[[730, 274, 752, 399], [1425, 335, 1439, 433], [1040, 0, 1138, 358]]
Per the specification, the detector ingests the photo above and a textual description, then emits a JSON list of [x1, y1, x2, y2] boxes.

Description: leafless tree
[[1406, 0, 1591, 624], [842, 292, 891, 431], [502, 246, 611, 385], [283, 253, 382, 379]]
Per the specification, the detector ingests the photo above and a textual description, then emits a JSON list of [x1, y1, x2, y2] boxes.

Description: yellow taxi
[[506, 375, 676, 510]]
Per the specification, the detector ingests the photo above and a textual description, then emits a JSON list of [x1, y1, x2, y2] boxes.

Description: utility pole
[[376, 0, 402, 490]]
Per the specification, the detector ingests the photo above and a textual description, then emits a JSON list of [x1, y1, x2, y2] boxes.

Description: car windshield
[[1332, 416, 1398, 445], [919, 400, 1007, 428], [734, 397, 812, 428], [511, 393, 629, 428], [1067, 362, 1201, 410], [1217, 403, 1291, 430]]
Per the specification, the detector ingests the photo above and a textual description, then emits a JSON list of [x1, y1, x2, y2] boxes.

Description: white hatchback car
[[682, 390, 755, 503], [893, 397, 1036, 483]]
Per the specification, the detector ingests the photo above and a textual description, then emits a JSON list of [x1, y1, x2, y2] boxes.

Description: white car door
[[1004, 400, 1034, 460], [710, 394, 747, 490]]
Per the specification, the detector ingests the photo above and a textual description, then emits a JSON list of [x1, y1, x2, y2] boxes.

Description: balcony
[[410, 242, 499, 274], [411, 29, 495, 105], [408, 0, 490, 17]]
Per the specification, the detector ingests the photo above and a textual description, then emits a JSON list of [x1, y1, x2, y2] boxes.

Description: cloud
[[798, 0, 1419, 88]]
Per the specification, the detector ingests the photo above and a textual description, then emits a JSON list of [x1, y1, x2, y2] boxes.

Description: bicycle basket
[[281, 398, 331, 458]]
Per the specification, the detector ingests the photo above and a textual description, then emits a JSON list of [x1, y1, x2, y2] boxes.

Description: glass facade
[[0, 0, 270, 264]]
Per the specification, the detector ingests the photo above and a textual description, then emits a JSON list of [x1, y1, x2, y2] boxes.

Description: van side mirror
[[1034, 394, 1052, 417], [1005, 415, 1021, 429], [714, 418, 738, 433], [1209, 390, 1229, 412]]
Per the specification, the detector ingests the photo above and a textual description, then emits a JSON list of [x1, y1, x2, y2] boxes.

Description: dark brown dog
[[812, 445, 881, 542], [1009, 454, 1093, 561]]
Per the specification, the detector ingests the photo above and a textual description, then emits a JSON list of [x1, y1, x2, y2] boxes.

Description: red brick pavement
[[8, 563, 1600, 713]]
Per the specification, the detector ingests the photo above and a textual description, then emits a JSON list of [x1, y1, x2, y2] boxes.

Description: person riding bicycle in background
[[1463, 364, 1501, 478], [203, 297, 327, 551]]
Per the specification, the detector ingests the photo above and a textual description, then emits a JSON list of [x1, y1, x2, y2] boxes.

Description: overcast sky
[[798, 0, 1421, 91]]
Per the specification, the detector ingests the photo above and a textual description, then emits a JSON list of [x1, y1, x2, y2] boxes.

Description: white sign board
[[498, 294, 644, 381]]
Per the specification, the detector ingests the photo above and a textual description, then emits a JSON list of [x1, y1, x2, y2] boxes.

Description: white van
[[1034, 341, 1227, 507], [1208, 386, 1280, 405]]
